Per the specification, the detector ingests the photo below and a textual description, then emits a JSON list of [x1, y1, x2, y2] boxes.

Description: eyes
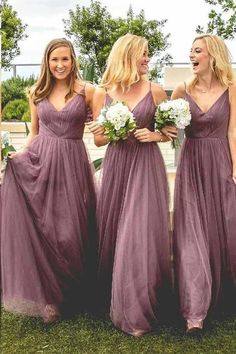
[[50, 57, 71, 62], [190, 48, 202, 55]]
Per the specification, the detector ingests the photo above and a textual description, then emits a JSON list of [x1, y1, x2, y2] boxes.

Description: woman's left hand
[[161, 126, 178, 141], [134, 128, 156, 142]]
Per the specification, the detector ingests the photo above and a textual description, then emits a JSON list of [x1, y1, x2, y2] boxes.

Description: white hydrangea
[[1, 131, 11, 146], [97, 101, 136, 142], [158, 98, 191, 129]]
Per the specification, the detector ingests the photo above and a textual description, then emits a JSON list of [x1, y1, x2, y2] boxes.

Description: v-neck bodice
[[37, 93, 87, 140], [185, 89, 230, 139], [105, 90, 156, 132]]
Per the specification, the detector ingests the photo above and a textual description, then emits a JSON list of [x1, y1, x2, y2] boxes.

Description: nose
[[56, 61, 64, 68], [189, 51, 194, 60]]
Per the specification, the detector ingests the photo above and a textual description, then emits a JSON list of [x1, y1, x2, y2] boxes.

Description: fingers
[[86, 121, 105, 136], [7, 151, 18, 159], [134, 128, 153, 142], [161, 127, 177, 140]]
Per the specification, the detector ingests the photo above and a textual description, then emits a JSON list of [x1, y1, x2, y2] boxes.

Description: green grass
[[1, 310, 236, 354]]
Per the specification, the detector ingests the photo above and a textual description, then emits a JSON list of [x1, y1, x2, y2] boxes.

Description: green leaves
[[1, 143, 16, 160], [92, 158, 103, 171], [64, 0, 171, 82], [2, 75, 36, 109], [196, 0, 236, 39], [1, 0, 28, 69]]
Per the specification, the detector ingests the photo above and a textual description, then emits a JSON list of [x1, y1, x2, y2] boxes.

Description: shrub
[[2, 99, 29, 121], [2, 75, 36, 108], [21, 108, 31, 122]]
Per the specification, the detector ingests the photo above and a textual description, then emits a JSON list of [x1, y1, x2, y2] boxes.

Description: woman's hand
[[161, 125, 178, 141], [134, 128, 157, 143], [7, 149, 25, 159], [233, 168, 236, 184], [86, 121, 105, 136]]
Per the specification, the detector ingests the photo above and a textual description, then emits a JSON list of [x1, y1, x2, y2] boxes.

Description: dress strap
[[75, 83, 86, 96]]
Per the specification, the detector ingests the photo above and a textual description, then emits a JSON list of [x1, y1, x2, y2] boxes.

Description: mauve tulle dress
[[1, 90, 96, 319], [97, 88, 172, 335], [174, 89, 236, 326]]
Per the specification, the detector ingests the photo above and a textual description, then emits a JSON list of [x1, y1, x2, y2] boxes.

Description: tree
[[1, 0, 27, 69], [64, 0, 171, 82], [196, 0, 236, 40]]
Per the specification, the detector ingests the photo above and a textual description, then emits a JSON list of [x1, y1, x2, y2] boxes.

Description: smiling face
[[137, 46, 150, 76], [190, 39, 210, 75], [48, 46, 72, 81]]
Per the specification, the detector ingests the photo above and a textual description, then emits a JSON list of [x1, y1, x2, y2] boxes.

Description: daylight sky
[[3, 0, 236, 79]]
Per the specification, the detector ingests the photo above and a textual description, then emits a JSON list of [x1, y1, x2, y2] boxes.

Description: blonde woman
[[88, 33, 175, 336], [1, 38, 96, 323], [165, 34, 236, 333]]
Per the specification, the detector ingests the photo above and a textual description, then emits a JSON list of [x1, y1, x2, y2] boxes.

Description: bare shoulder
[[229, 83, 236, 95], [171, 82, 186, 99], [85, 82, 95, 93], [94, 86, 106, 100], [151, 82, 167, 105]]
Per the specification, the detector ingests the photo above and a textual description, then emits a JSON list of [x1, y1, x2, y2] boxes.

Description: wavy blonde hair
[[31, 38, 82, 104], [189, 34, 235, 91], [101, 33, 148, 92]]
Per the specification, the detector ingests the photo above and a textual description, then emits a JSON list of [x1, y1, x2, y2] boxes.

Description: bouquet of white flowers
[[155, 98, 191, 148], [97, 101, 137, 142], [1, 130, 15, 160]]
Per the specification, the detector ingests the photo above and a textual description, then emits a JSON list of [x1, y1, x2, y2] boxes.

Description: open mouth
[[192, 62, 199, 68]]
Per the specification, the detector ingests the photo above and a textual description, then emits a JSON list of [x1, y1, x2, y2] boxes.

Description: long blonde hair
[[31, 38, 82, 104], [189, 34, 235, 91], [101, 33, 148, 92]]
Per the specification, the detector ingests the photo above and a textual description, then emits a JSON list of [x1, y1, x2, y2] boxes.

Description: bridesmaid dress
[[1, 88, 96, 321], [97, 84, 172, 335], [174, 89, 236, 329]]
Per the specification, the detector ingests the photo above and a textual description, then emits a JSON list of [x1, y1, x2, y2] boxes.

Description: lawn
[[1, 310, 236, 354]]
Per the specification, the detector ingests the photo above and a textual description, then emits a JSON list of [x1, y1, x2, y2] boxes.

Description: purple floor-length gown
[[174, 89, 236, 325], [97, 87, 172, 335], [1, 90, 96, 319]]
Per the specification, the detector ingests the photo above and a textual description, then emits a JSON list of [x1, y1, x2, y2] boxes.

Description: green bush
[[2, 99, 29, 121], [21, 108, 31, 122], [2, 75, 36, 109]]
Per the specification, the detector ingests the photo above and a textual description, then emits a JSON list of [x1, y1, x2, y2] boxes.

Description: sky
[[2, 0, 236, 80]]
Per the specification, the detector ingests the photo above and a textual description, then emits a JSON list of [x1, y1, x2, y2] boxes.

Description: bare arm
[[171, 82, 186, 100], [84, 82, 95, 111], [87, 87, 109, 147], [228, 84, 236, 184]]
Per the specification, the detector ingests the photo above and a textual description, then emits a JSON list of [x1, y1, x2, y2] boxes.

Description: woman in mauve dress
[[164, 34, 236, 333], [1, 38, 96, 323], [88, 33, 176, 336]]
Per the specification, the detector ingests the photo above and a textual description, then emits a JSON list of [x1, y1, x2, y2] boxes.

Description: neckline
[[46, 92, 83, 113], [186, 89, 228, 114], [107, 90, 151, 112]]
